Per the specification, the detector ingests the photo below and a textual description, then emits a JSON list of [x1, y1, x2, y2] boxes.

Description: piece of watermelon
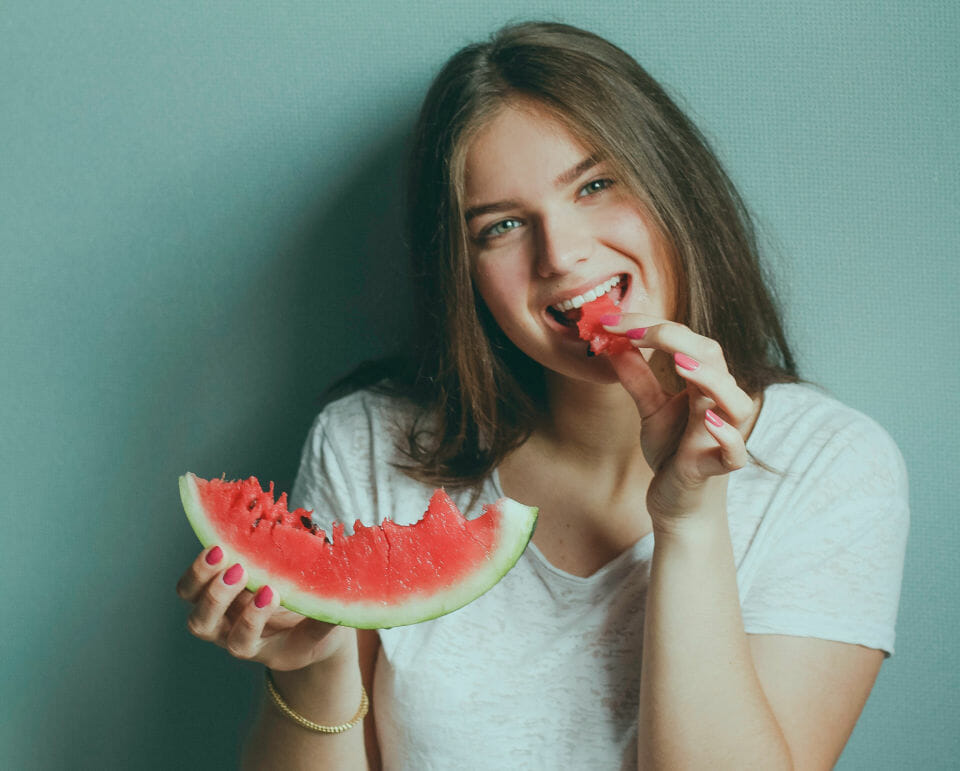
[[179, 473, 538, 629], [576, 293, 633, 356]]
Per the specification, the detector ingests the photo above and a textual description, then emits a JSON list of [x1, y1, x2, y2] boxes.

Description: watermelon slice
[[179, 473, 538, 629], [576, 292, 633, 356]]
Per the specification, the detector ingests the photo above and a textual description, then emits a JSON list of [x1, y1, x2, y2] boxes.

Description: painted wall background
[[2, 1, 957, 767]]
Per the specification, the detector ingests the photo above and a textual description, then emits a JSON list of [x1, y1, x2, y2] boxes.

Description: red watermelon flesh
[[576, 293, 633, 356], [179, 473, 538, 629]]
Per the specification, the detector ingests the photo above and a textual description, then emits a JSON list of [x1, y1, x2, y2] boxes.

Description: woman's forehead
[[462, 103, 593, 199]]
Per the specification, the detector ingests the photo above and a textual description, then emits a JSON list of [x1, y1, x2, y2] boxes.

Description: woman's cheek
[[474, 251, 530, 302], [604, 205, 677, 321]]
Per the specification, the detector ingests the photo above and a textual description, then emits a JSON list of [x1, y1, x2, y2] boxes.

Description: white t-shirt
[[290, 382, 909, 770]]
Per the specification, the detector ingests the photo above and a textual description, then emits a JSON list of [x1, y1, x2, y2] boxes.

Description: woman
[[177, 22, 908, 769]]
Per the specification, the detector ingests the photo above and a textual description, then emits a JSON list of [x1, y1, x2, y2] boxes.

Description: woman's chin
[[545, 353, 624, 386]]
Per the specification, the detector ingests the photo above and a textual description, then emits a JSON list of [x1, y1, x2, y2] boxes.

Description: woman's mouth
[[546, 274, 628, 327]]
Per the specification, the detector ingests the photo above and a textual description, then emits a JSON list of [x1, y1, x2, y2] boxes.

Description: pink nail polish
[[674, 352, 699, 370], [705, 409, 724, 427], [255, 586, 273, 608], [223, 563, 243, 586], [625, 327, 647, 339], [205, 546, 223, 566], [599, 313, 621, 326]]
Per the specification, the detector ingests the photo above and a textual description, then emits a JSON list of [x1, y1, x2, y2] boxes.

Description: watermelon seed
[[247, 498, 258, 511], [299, 515, 324, 537]]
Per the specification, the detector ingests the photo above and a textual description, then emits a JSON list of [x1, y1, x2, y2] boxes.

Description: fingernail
[[674, 352, 700, 370], [625, 327, 647, 340], [705, 409, 724, 427], [223, 563, 243, 585], [205, 546, 223, 566], [599, 313, 621, 326], [254, 586, 273, 608]]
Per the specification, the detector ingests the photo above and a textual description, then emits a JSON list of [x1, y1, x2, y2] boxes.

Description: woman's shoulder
[[751, 381, 906, 485], [292, 383, 439, 527], [316, 382, 419, 432], [757, 382, 896, 443], [293, 386, 426, 489], [308, 378, 428, 445]]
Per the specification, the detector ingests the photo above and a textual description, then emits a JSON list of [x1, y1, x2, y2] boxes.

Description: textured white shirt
[[290, 382, 909, 770]]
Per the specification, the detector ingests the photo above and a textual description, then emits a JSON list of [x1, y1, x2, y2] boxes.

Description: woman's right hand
[[176, 545, 355, 672]]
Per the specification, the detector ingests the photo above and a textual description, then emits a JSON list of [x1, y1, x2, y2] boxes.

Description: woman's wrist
[[649, 475, 728, 537], [651, 505, 729, 552], [268, 631, 362, 724]]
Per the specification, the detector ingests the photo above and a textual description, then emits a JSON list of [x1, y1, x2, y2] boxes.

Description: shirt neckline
[[487, 383, 788, 584], [489, 467, 655, 585]]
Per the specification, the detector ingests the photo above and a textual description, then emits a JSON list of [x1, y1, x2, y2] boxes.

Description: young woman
[[177, 22, 909, 769]]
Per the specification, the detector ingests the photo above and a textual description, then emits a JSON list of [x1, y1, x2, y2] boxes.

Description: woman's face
[[463, 99, 677, 384]]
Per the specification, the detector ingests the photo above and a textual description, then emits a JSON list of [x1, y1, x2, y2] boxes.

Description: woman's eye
[[578, 178, 615, 198], [480, 218, 522, 240]]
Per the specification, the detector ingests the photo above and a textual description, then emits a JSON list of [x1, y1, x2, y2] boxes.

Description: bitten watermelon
[[576, 293, 633, 356], [179, 474, 538, 629]]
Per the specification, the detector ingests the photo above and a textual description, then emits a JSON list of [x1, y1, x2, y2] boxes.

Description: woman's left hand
[[601, 313, 759, 527]]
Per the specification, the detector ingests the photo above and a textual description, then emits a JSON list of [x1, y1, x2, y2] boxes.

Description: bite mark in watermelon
[[179, 473, 538, 629], [576, 293, 633, 356]]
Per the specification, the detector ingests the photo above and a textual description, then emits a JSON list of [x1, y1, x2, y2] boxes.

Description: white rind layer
[[179, 473, 538, 629]]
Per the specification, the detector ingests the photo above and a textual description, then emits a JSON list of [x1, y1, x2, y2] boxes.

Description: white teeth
[[554, 275, 621, 312]]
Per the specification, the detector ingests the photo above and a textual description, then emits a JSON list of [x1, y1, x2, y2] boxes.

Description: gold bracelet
[[265, 669, 369, 734]]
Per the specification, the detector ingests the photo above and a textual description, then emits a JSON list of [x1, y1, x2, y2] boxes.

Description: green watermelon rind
[[179, 473, 538, 630]]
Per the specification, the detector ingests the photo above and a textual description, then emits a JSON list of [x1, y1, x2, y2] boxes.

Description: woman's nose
[[534, 214, 588, 277]]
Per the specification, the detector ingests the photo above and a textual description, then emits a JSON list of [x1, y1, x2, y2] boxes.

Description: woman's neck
[[534, 372, 645, 463]]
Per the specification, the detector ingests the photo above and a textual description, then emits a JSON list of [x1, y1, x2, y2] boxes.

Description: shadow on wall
[[177, 118, 420, 492], [158, 125, 418, 767], [32, 121, 419, 769]]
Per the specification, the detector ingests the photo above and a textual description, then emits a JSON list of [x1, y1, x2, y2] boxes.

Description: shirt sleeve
[[740, 415, 910, 657], [289, 410, 362, 535]]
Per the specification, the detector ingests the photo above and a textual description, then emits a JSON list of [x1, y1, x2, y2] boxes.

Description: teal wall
[[2, 2, 957, 768]]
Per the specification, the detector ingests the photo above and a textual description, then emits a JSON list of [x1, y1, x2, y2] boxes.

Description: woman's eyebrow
[[553, 156, 598, 187], [464, 156, 600, 223], [464, 199, 522, 223]]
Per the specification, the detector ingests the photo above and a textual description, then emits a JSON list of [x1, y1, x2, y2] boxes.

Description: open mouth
[[547, 273, 628, 328]]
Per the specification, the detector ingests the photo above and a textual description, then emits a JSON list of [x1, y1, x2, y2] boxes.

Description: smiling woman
[[175, 21, 909, 770], [464, 100, 675, 386], [395, 23, 799, 491]]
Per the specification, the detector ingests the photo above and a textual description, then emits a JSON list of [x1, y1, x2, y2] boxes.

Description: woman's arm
[[603, 316, 886, 769], [242, 640, 371, 771], [176, 546, 376, 770], [638, 493, 882, 770], [638, 491, 791, 769], [748, 633, 883, 770]]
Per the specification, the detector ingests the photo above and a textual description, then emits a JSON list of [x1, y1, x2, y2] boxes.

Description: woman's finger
[[603, 317, 754, 426], [670, 353, 755, 427], [607, 347, 670, 418], [685, 385, 748, 472], [223, 585, 275, 660], [702, 406, 749, 472], [186, 562, 248, 642], [176, 545, 228, 603], [669, 384, 747, 482], [602, 315, 729, 370]]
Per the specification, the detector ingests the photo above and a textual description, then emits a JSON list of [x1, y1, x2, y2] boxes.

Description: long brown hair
[[336, 21, 797, 489]]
